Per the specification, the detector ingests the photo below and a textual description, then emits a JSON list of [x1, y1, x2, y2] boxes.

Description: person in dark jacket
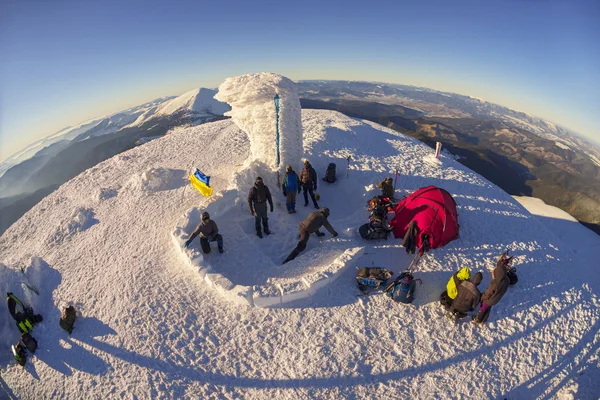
[[300, 160, 319, 209], [377, 177, 395, 199], [449, 271, 483, 318], [248, 176, 274, 238], [282, 208, 338, 264], [473, 256, 510, 324], [282, 165, 301, 214], [184, 211, 224, 253]]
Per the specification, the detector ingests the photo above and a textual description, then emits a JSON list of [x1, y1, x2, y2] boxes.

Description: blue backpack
[[385, 272, 417, 304]]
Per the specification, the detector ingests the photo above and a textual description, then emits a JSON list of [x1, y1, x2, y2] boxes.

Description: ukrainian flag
[[190, 168, 213, 196]]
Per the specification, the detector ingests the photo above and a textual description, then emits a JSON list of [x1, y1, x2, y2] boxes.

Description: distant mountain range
[[0, 88, 229, 234], [3, 80, 599, 236], [297, 80, 600, 235]]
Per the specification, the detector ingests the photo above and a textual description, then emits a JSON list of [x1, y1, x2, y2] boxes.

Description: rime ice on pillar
[[214, 73, 303, 173]]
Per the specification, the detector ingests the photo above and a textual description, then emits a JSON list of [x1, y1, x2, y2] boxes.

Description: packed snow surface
[[215, 73, 303, 172], [1, 110, 599, 399]]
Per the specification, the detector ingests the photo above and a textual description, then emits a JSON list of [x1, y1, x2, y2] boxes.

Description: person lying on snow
[[377, 177, 395, 199], [184, 211, 224, 254], [473, 254, 511, 324], [248, 176, 274, 238], [283, 208, 338, 264], [440, 267, 471, 309], [6, 292, 43, 334], [447, 271, 483, 319]]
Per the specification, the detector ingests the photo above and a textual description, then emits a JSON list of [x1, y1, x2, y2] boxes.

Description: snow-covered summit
[[0, 76, 598, 399]]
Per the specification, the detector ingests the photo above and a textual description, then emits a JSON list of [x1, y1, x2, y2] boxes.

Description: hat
[[255, 176, 263, 182], [322, 207, 330, 217], [201, 211, 210, 220], [286, 165, 292, 172]]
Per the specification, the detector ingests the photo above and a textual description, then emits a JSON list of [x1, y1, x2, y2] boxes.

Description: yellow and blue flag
[[190, 168, 213, 196]]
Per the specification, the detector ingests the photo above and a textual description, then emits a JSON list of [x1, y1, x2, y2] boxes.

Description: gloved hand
[[270, 205, 274, 212], [184, 239, 192, 248], [250, 209, 256, 216], [298, 187, 301, 194], [316, 231, 325, 237], [333, 232, 338, 237], [283, 191, 287, 196], [208, 234, 216, 241]]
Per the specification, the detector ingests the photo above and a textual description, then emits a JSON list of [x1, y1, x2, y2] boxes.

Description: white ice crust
[[215, 73, 304, 174]]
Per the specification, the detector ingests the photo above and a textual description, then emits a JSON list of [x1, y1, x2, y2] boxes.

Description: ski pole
[[346, 155, 351, 178], [394, 168, 399, 191]]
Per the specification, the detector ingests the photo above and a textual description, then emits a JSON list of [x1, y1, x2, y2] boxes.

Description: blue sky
[[1, 0, 599, 160]]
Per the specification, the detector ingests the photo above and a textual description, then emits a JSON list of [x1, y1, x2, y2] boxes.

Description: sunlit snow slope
[[1, 110, 599, 400]]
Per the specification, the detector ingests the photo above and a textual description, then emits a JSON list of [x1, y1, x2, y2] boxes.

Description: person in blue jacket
[[282, 165, 301, 214]]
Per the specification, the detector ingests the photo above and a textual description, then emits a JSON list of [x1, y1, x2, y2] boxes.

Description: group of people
[[440, 253, 511, 324], [184, 160, 338, 264], [183, 164, 511, 325]]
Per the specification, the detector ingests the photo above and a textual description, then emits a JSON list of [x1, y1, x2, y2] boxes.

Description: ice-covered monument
[[214, 73, 303, 174]]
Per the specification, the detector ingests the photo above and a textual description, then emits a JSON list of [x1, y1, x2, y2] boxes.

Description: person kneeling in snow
[[282, 208, 338, 264], [440, 267, 471, 310], [377, 177, 395, 199], [448, 271, 483, 319], [184, 211, 224, 254], [473, 255, 510, 324]]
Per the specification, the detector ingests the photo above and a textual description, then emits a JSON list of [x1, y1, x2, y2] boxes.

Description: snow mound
[[125, 167, 187, 193], [215, 73, 303, 172], [94, 187, 119, 201], [48, 208, 98, 245]]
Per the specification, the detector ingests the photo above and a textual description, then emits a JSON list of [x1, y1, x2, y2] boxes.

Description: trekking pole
[[346, 155, 351, 179]]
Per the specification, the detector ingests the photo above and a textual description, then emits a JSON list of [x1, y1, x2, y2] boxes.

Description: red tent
[[389, 186, 459, 252]]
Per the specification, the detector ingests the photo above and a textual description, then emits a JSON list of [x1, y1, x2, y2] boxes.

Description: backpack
[[358, 219, 391, 241], [385, 272, 417, 304], [323, 163, 337, 183], [367, 196, 393, 213], [507, 267, 518, 286], [356, 267, 393, 293]]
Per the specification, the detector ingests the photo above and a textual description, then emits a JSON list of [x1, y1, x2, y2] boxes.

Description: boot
[[257, 231, 263, 238], [264, 229, 271, 235], [314, 203, 320, 209]]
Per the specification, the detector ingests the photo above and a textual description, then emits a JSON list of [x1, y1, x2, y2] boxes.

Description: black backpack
[[356, 267, 393, 293], [323, 163, 337, 183]]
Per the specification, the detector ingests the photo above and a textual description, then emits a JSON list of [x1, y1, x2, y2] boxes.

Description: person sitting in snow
[[282, 208, 338, 264], [473, 255, 511, 324], [184, 211, 224, 253], [300, 160, 319, 209], [448, 271, 483, 319], [377, 177, 395, 199], [248, 176, 274, 238], [282, 165, 301, 214], [440, 267, 471, 310]]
